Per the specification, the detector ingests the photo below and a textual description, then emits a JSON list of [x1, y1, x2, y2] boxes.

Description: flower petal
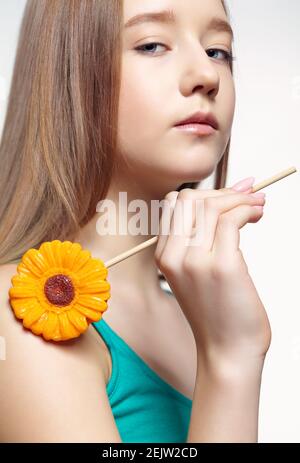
[[71, 250, 92, 273], [77, 294, 108, 311], [9, 286, 37, 298], [30, 312, 49, 335], [60, 241, 73, 267], [64, 243, 82, 270], [25, 248, 48, 274], [21, 250, 44, 277], [23, 303, 46, 328], [58, 312, 80, 340], [76, 259, 107, 280], [11, 274, 37, 287], [78, 267, 109, 285], [39, 242, 57, 268], [77, 280, 110, 294], [75, 303, 103, 322], [51, 240, 63, 268], [77, 259, 98, 272], [16, 263, 39, 279], [10, 298, 36, 318], [42, 311, 59, 341], [67, 309, 89, 333]]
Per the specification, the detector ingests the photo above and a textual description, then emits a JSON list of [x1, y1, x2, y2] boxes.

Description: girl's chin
[[168, 159, 218, 180]]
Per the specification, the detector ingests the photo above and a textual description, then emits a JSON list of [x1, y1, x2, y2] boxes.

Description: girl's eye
[[134, 42, 167, 55], [206, 48, 235, 64], [135, 42, 235, 64]]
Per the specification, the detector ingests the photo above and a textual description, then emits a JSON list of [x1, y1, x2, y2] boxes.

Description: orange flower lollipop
[[9, 240, 110, 342]]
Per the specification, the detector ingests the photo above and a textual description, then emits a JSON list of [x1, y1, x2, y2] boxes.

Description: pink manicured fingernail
[[253, 205, 264, 211], [231, 177, 255, 192]]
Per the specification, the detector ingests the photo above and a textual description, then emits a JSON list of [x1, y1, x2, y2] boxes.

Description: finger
[[189, 192, 265, 252], [212, 204, 264, 258], [166, 187, 230, 249], [154, 191, 178, 263], [159, 195, 196, 268], [156, 187, 249, 262], [160, 188, 235, 266]]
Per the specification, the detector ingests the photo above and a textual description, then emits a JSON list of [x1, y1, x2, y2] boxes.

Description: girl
[[0, 0, 271, 443]]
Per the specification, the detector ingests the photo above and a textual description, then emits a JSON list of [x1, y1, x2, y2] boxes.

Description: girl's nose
[[179, 45, 220, 97]]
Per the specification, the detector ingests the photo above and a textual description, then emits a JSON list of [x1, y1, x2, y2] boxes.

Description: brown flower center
[[44, 274, 75, 306]]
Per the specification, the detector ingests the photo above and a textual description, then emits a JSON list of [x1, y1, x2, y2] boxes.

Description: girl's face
[[117, 0, 235, 196]]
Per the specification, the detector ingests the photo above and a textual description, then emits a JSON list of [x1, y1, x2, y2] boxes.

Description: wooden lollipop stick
[[250, 166, 297, 193], [104, 166, 297, 268]]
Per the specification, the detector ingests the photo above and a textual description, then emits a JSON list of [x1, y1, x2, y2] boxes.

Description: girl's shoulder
[[0, 262, 110, 373], [0, 263, 111, 441]]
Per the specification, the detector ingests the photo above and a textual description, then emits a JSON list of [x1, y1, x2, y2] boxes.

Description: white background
[[0, 0, 299, 443]]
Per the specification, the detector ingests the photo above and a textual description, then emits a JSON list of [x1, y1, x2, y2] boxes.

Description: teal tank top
[[92, 317, 193, 443]]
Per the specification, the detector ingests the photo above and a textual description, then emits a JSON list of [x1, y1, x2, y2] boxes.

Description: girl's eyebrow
[[124, 8, 234, 41]]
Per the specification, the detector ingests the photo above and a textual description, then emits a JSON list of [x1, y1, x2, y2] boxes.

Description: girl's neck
[[73, 179, 165, 308]]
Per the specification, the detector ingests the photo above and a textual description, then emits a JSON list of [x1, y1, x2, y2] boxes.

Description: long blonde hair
[[0, 0, 233, 265]]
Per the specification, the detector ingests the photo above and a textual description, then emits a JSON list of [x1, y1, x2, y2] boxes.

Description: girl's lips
[[174, 123, 216, 135]]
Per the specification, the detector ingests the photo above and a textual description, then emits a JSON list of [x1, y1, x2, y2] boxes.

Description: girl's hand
[[155, 186, 272, 370]]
